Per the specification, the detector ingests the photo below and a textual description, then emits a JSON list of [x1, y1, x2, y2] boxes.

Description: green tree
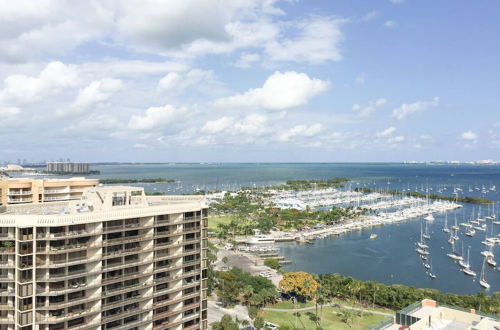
[[254, 316, 265, 330], [264, 258, 280, 271], [212, 314, 240, 330]]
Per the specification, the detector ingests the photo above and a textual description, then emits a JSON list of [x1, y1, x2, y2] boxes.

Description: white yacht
[[245, 235, 275, 245]]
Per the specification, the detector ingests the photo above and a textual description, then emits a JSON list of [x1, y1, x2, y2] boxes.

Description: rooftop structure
[[0, 186, 209, 330], [0, 177, 98, 206], [373, 299, 500, 330]]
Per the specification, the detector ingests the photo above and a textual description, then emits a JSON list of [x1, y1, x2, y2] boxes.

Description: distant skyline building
[[46, 163, 90, 174], [0, 186, 208, 329]]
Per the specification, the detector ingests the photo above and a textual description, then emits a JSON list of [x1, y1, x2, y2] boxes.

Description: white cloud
[[0, 61, 79, 104], [128, 105, 185, 130], [384, 20, 397, 28], [265, 17, 347, 64], [158, 69, 214, 92], [391, 97, 439, 120], [234, 114, 269, 135], [233, 53, 261, 68], [376, 127, 396, 138], [361, 11, 379, 22], [0, 106, 20, 117], [278, 123, 323, 141], [215, 71, 329, 110], [390, 0, 406, 4], [387, 135, 405, 143], [72, 78, 123, 110], [201, 116, 234, 134], [355, 74, 366, 84], [352, 98, 387, 118], [461, 130, 478, 141]]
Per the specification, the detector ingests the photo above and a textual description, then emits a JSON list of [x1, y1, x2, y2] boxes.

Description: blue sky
[[0, 0, 499, 163]]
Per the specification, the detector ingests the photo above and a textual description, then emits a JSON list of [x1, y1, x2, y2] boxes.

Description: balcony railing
[[7, 190, 32, 196]]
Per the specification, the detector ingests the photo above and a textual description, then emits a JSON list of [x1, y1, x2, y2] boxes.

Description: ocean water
[[76, 163, 500, 294]]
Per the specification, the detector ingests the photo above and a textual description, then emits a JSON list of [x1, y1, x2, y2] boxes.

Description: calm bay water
[[83, 163, 500, 294]]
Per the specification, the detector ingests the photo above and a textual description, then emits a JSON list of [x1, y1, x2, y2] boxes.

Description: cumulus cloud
[[214, 71, 329, 110], [201, 116, 234, 134], [391, 97, 439, 120], [376, 126, 396, 138], [0, 61, 79, 104], [387, 135, 405, 143], [158, 69, 214, 92], [233, 53, 261, 68], [128, 105, 186, 130], [72, 78, 123, 110], [352, 98, 387, 118], [461, 130, 478, 141], [265, 17, 347, 64], [278, 123, 323, 142]]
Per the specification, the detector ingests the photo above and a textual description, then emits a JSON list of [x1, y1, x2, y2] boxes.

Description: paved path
[[262, 303, 393, 317]]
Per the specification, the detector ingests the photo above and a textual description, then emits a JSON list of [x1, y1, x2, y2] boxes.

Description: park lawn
[[331, 298, 394, 314], [262, 306, 386, 330], [208, 215, 234, 232], [268, 301, 315, 309]]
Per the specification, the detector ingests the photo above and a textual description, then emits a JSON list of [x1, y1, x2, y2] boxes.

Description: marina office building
[[0, 186, 208, 330], [0, 178, 98, 206]]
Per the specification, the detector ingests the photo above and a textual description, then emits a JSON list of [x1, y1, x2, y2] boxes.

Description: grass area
[[268, 301, 315, 309], [330, 298, 394, 314], [262, 305, 386, 330], [208, 215, 234, 232]]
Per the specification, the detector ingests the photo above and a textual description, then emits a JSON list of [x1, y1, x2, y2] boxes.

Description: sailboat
[[446, 240, 463, 261], [443, 214, 450, 233], [424, 214, 435, 221], [447, 229, 455, 245], [479, 257, 490, 289], [423, 221, 431, 240], [459, 244, 467, 268], [465, 228, 476, 237], [428, 258, 437, 279], [452, 214, 459, 230], [417, 223, 429, 249]]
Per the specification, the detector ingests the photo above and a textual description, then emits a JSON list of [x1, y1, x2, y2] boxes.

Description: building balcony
[[0, 275, 14, 282], [0, 302, 14, 311], [111, 314, 152, 330], [44, 189, 70, 194], [8, 198, 33, 203], [102, 295, 148, 311], [0, 315, 15, 324], [40, 307, 100, 324], [102, 281, 153, 297], [102, 271, 146, 285], [36, 280, 97, 296], [103, 246, 152, 259], [101, 307, 148, 324], [37, 295, 100, 310], [103, 234, 153, 246], [102, 258, 152, 272], [7, 190, 32, 196]]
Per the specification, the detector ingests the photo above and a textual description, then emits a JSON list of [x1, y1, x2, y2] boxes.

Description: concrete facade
[[0, 186, 208, 330]]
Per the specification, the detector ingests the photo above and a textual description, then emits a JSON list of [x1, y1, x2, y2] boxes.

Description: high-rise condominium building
[[0, 178, 99, 206], [0, 186, 208, 330], [46, 163, 90, 174]]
